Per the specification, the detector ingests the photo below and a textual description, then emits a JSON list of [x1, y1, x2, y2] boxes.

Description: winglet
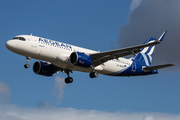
[[158, 31, 167, 42]]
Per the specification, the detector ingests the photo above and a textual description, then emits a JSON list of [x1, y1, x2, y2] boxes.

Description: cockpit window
[[13, 37, 26, 41]]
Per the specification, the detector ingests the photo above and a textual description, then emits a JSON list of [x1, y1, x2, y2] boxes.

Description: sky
[[0, 0, 180, 120]]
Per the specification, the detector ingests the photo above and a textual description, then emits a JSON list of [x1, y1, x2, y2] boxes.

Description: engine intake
[[70, 52, 92, 67], [33, 61, 57, 76]]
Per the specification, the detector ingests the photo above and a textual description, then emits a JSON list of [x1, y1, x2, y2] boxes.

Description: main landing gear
[[24, 56, 31, 68], [64, 70, 73, 84], [89, 71, 98, 78], [89, 66, 98, 78], [64, 71, 98, 84]]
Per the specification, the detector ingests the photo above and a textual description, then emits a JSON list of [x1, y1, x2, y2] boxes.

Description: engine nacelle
[[70, 52, 92, 67], [33, 61, 57, 76]]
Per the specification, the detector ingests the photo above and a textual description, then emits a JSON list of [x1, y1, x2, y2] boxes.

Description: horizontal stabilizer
[[143, 64, 175, 71]]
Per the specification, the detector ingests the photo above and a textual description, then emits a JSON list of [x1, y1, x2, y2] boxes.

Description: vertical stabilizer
[[132, 37, 156, 66], [132, 31, 167, 66]]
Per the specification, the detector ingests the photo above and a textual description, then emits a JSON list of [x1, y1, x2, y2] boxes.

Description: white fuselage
[[5, 35, 133, 76]]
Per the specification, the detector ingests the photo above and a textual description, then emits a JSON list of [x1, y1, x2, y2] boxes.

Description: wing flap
[[92, 49, 141, 67]]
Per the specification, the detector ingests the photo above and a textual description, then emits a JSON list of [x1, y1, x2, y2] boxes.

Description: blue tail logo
[[132, 37, 156, 66]]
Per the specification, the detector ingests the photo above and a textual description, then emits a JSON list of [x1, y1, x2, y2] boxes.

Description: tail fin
[[132, 31, 167, 66], [132, 37, 156, 66]]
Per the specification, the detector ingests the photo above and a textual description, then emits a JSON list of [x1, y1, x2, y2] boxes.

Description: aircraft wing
[[90, 31, 167, 67]]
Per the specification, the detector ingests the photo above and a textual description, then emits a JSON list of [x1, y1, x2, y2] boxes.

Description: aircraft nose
[[5, 40, 11, 49], [5, 40, 16, 50]]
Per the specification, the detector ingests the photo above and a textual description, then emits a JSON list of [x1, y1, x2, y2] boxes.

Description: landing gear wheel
[[89, 72, 98, 78], [24, 56, 31, 69], [24, 64, 30, 68], [65, 77, 73, 84]]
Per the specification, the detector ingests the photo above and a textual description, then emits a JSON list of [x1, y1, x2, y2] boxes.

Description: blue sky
[[0, 0, 180, 120]]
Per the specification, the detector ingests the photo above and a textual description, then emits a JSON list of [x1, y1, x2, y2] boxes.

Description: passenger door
[[31, 35, 37, 50]]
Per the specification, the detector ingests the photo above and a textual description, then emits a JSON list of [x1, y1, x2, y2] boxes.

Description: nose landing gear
[[24, 56, 31, 68]]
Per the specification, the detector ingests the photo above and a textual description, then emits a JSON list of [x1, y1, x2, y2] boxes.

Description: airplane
[[5, 31, 174, 84]]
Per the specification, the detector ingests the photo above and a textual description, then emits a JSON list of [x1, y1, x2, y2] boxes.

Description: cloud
[[130, 0, 142, 11], [51, 76, 67, 105], [118, 0, 180, 68], [0, 82, 10, 102], [36, 101, 50, 109], [0, 104, 180, 120]]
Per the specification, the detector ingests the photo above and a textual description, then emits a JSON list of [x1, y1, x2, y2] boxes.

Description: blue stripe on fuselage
[[107, 61, 158, 76]]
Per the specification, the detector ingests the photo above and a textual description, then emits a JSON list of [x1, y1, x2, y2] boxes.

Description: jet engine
[[70, 52, 92, 67], [33, 61, 57, 76]]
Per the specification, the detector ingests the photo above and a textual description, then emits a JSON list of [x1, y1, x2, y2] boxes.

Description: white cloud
[[143, 115, 154, 120], [0, 104, 180, 120], [51, 76, 67, 105], [130, 0, 142, 11], [0, 82, 10, 102]]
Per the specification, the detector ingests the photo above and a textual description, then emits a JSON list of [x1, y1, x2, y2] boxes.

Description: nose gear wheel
[[24, 56, 31, 68]]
